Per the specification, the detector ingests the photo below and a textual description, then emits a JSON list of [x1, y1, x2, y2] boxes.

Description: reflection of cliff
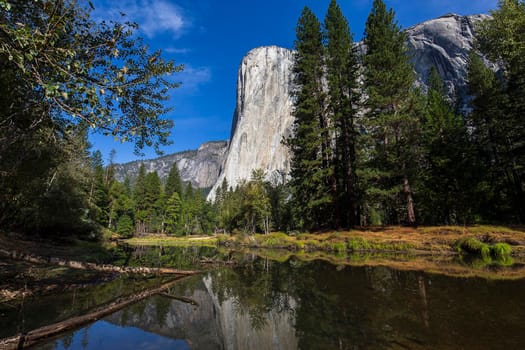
[[106, 272, 298, 350], [202, 274, 297, 350]]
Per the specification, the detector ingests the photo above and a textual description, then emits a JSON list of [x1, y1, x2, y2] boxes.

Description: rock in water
[[208, 46, 295, 200]]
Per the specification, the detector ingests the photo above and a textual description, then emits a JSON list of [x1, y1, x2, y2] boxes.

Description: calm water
[[3, 248, 525, 349]]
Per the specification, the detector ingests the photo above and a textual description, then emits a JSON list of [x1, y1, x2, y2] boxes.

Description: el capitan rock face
[[207, 14, 490, 200], [208, 46, 295, 200]]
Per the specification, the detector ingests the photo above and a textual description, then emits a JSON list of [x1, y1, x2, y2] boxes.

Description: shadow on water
[[4, 246, 525, 349]]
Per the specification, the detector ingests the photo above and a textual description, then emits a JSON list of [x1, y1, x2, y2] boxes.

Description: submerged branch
[[0, 275, 193, 350]]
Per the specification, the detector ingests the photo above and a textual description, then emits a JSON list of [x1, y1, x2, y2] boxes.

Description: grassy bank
[[213, 225, 525, 256]]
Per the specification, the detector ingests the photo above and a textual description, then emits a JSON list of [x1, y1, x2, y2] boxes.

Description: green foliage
[[362, 0, 422, 225], [490, 243, 512, 259], [165, 192, 183, 235], [466, 0, 525, 223], [116, 215, 134, 238], [417, 67, 475, 224], [288, 6, 334, 230], [165, 164, 183, 199], [324, 0, 361, 228], [454, 237, 491, 259], [0, 0, 181, 154], [0, 0, 181, 239]]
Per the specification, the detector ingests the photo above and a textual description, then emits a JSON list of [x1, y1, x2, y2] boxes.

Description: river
[[2, 246, 525, 349]]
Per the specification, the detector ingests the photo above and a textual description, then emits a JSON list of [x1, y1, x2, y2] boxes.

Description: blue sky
[[89, 0, 498, 164]]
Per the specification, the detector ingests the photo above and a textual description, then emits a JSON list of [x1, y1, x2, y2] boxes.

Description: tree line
[[287, 0, 525, 230]]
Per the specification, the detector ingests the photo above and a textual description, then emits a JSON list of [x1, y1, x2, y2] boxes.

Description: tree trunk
[[403, 175, 416, 225]]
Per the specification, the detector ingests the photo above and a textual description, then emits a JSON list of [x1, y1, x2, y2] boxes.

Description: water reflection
[[26, 256, 525, 349]]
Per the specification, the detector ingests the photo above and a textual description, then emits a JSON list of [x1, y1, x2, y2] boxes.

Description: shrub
[[347, 238, 371, 251], [326, 242, 347, 253], [490, 243, 512, 259], [455, 237, 491, 259]]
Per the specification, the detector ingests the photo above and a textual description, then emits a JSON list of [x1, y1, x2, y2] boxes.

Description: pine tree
[[474, 0, 525, 222], [324, 0, 361, 227], [165, 164, 183, 199], [362, 0, 422, 225], [467, 51, 517, 221], [144, 171, 163, 233], [89, 150, 110, 226], [133, 164, 147, 235], [419, 67, 472, 224], [288, 7, 332, 230], [108, 180, 134, 231], [165, 192, 183, 235]]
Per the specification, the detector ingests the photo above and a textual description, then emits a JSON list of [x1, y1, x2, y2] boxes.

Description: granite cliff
[[117, 14, 490, 198], [207, 14, 489, 200], [114, 140, 228, 188]]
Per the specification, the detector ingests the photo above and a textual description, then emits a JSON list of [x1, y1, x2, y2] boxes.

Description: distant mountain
[[114, 140, 228, 188]]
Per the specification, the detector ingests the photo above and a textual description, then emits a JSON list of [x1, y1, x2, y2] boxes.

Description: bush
[[455, 237, 491, 259], [455, 238, 513, 263], [490, 243, 512, 259]]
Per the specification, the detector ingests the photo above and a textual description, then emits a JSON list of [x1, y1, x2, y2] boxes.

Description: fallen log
[[0, 248, 198, 276], [0, 275, 193, 350], [159, 293, 199, 306]]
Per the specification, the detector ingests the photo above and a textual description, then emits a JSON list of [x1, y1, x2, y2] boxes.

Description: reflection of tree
[[119, 245, 228, 270], [61, 332, 74, 349], [81, 326, 89, 349]]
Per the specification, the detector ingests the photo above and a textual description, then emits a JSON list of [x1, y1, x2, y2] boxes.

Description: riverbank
[[123, 225, 525, 257]]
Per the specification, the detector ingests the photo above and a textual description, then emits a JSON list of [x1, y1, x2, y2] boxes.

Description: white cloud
[[174, 65, 212, 93], [165, 47, 191, 54], [93, 0, 189, 38]]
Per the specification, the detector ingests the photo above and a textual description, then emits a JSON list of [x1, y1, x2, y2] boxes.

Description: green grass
[[454, 237, 491, 258], [454, 238, 513, 263]]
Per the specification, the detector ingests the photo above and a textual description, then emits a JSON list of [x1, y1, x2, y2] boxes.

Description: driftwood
[[0, 248, 198, 276], [0, 275, 193, 350], [159, 293, 199, 306]]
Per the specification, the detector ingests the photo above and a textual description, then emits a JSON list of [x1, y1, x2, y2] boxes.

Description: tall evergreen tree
[[144, 171, 163, 233], [467, 52, 517, 221], [362, 0, 422, 225], [133, 164, 147, 235], [324, 0, 361, 227], [288, 7, 332, 230], [474, 0, 525, 222], [89, 150, 110, 226], [165, 192, 183, 235], [165, 164, 183, 199], [418, 67, 473, 224]]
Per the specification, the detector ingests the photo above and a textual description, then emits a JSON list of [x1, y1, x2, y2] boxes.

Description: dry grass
[[216, 225, 525, 256], [124, 235, 218, 247]]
